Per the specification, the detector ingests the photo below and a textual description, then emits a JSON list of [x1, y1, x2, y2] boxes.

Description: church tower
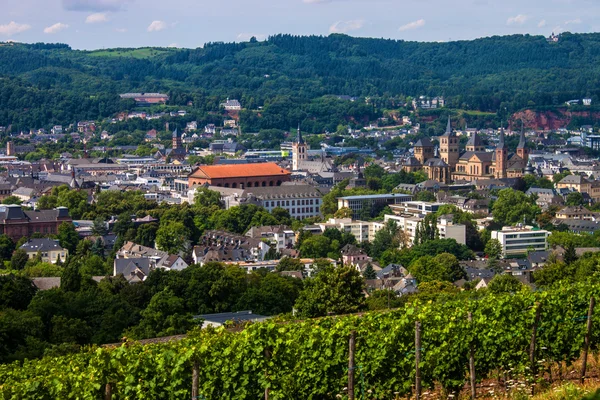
[[172, 128, 182, 150], [413, 137, 434, 164], [495, 127, 508, 179], [516, 124, 529, 162], [292, 124, 307, 171], [466, 131, 485, 152], [439, 116, 459, 170]]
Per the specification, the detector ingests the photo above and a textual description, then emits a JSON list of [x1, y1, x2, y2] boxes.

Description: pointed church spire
[[297, 123, 304, 144], [497, 126, 506, 150], [517, 121, 526, 149], [446, 116, 452, 134]]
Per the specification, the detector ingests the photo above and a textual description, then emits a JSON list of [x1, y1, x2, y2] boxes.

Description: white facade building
[[318, 218, 385, 243], [491, 226, 550, 258], [384, 213, 466, 246]]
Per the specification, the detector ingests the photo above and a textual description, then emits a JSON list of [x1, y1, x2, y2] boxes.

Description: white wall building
[[318, 218, 385, 243], [384, 213, 466, 246], [491, 226, 550, 258]]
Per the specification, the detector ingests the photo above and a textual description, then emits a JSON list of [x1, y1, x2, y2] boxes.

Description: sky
[[1, 0, 599, 50]]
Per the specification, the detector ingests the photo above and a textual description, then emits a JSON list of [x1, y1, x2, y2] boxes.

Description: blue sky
[[1, 0, 598, 49]]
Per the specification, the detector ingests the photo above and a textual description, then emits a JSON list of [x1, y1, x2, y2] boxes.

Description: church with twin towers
[[402, 117, 530, 183]]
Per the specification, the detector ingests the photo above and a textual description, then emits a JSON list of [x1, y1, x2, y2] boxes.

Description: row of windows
[[290, 207, 316, 214], [269, 199, 318, 207], [504, 233, 548, 239], [214, 181, 282, 189], [506, 238, 547, 245], [505, 244, 547, 250]]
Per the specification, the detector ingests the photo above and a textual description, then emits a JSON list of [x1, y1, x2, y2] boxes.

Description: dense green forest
[[2, 33, 600, 131]]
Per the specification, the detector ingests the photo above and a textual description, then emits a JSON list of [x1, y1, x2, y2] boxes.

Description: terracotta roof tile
[[190, 163, 290, 179]]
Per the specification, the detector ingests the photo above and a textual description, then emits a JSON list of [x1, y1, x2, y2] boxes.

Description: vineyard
[[1, 282, 600, 399]]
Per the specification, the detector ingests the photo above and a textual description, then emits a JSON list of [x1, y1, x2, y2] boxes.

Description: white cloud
[[565, 18, 582, 25], [0, 21, 31, 36], [329, 20, 364, 34], [44, 23, 69, 34], [236, 33, 267, 41], [398, 19, 425, 32], [63, 0, 133, 11], [538, 20, 547, 28], [86, 13, 109, 23], [115, 27, 127, 33], [147, 20, 168, 32], [507, 14, 528, 25]]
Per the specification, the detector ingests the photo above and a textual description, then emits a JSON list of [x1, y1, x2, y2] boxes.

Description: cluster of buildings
[[7, 111, 600, 298]]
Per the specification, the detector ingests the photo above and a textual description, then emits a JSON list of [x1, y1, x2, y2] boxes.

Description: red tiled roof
[[190, 163, 290, 179]]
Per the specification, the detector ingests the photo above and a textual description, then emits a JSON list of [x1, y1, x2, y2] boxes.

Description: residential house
[[341, 244, 372, 268], [196, 311, 269, 328], [245, 225, 296, 251], [20, 238, 68, 264], [220, 98, 242, 111], [555, 206, 599, 221]]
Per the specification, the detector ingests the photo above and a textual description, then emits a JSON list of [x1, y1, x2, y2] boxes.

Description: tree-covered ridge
[[3, 32, 600, 129]]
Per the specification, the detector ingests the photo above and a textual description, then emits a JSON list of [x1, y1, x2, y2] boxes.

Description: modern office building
[[491, 226, 550, 258], [337, 193, 412, 215]]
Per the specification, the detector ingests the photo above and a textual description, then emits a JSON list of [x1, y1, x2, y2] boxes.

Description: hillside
[[1, 281, 599, 399], [2, 33, 600, 130]]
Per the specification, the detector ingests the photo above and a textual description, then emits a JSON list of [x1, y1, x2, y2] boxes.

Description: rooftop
[[338, 193, 413, 201], [190, 163, 291, 179]]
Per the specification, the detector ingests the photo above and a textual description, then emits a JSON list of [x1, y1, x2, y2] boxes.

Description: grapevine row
[[1, 282, 599, 399]]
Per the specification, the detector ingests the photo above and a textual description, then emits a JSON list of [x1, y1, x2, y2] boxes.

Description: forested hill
[[2, 32, 600, 129]]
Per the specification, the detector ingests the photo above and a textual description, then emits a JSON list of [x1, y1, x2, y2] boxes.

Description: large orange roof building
[[188, 163, 291, 189]]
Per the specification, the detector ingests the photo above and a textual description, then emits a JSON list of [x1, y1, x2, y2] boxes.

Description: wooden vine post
[[581, 296, 596, 384], [191, 361, 199, 400], [265, 348, 271, 400], [468, 312, 476, 400], [415, 321, 422, 400], [104, 383, 112, 400], [529, 302, 542, 395], [348, 330, 356, 400]]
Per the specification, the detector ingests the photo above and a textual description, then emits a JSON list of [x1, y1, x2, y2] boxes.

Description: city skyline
[[1, 0, 598, 49]]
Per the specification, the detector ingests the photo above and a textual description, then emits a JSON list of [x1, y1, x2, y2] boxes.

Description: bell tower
[[439, 116, 459, 170], [495, 127, 508, 179], [292, 124, 307, 171], [516, 123, 529, 162]]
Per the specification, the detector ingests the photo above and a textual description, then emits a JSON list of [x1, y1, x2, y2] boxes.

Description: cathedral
[[403, 118, 529, 183]]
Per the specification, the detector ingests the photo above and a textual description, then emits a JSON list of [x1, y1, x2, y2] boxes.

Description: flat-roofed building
[[318, 218, 385, 243], [337, 193, 412, 216], [119, 93, 169, 105], [384, 213, 466, 246], [188, 162, 291, 189], [491, 226, 550, 258], [390, 201, 445, 216]]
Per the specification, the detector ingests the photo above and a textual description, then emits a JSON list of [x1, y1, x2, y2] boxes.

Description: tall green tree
[[10, 249, 29, 270], [155, 222, 189, 254], [57, 222, 79, 254], [492, 188, 540, 225], [484, 239, 503, 259], [294, 265, 365, 318], [126, 288, 198, 340], [409, 253, 466, 283]]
